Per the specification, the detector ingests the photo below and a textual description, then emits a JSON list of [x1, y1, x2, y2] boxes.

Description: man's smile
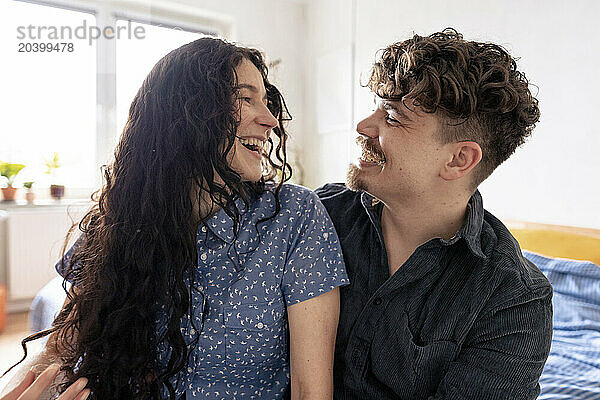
[[356, 136, 386, 166]]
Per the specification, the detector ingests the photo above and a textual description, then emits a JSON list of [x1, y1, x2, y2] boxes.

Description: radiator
[[1, 204, 89, 307]]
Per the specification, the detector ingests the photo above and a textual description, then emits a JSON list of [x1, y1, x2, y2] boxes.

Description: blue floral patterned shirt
[[155, 183, 349, 398]]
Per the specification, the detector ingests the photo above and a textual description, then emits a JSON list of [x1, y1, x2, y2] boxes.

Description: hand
[[1, 364, 90, 400]]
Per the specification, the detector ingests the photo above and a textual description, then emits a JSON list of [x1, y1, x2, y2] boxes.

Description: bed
[[28, 221, 600, 399], [506, 221, 600, 399]]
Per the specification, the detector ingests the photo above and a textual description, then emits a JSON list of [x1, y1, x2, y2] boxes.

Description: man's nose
[[356, 113, 378, 138]]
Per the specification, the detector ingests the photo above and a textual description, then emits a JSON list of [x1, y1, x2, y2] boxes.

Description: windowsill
[[0, 199, 92, 214], [0, 198, 92, 212], [1, 186, 96, 204]]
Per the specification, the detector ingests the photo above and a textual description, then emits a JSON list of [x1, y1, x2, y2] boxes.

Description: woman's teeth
[[238, 137, 265, 153]]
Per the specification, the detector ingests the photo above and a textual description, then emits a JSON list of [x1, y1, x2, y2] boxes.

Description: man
[[316, 28, 552, 399]]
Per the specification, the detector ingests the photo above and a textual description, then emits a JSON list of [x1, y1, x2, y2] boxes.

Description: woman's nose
[[258, 103, 278, 129]]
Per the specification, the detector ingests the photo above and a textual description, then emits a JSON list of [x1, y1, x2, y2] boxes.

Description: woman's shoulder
[[255, 183, 322, 217], [273, 183, 321, 208]]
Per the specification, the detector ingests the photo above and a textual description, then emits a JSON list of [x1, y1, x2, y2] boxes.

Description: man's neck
[[379, 191, 470, 275]]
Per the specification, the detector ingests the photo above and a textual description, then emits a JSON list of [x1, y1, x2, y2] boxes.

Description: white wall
[[303, 0, 354, 188], [304, 0, 600, 229]]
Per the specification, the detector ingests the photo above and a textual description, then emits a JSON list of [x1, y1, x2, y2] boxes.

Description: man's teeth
[[361, 149, 385, 164], [238, 137, 265, 152]]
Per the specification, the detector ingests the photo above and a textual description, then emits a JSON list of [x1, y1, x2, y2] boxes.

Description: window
[[0, 1, 97, 191], [0, 0, 221, 198], [116, 20, 206, 139]]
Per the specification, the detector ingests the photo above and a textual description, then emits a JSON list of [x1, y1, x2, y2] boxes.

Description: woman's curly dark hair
[[7, 37, 292, 399], [367, 28, 540, 186]]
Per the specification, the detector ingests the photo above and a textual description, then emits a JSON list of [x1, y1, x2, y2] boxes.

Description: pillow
[[523, 251, 600, 330], [29, 276, 69, 335]]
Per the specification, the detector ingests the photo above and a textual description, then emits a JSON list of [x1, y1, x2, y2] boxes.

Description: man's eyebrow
[[381, 100, 412, 121]]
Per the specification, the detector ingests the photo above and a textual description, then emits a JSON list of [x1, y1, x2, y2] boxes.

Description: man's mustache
[[356, 136, 385, 159]]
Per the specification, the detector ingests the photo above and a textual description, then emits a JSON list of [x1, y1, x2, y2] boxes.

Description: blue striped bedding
[[523, 251, 600, 400]]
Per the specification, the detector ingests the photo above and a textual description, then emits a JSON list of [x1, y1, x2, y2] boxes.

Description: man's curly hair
[[367, 28, 540, 187]]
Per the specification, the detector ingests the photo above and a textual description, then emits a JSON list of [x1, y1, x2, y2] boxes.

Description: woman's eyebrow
[[235, 83, 268, 102], [235, 83, 259, 92]]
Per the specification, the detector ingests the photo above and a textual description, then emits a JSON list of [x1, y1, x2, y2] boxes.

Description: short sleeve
[[55, 235, 84, 284], [282, 191, 349, 307]]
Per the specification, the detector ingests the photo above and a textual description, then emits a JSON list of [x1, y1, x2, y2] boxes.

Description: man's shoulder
[[315, 183, 362, 206], [315, 183, 366, 230], [315, 183, 365, 220], [482, 210, 552, 299], [315, 182, 351, 198]]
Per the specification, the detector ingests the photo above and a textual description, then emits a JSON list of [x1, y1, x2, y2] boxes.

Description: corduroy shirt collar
[[359, 189, 487, 260]]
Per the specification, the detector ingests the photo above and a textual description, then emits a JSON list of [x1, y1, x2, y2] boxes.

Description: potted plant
[[24, 181, 35, 203], [45, 152, 65, 200], [0, 161, 26, 201]]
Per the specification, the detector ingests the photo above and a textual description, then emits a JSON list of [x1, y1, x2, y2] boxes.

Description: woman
[[4, 38, 347, 399]]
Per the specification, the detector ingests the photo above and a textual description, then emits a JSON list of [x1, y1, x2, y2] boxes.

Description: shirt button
[[190, 328, 196, 335], [200, 253, 207, 261], [374, 298, 382, 306], [201, 226, 207, 232], [256, 322, 264, 329], [187, 367, 193, 373]]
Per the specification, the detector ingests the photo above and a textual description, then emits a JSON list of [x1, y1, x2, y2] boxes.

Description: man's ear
[[440, 141, 482, 181]]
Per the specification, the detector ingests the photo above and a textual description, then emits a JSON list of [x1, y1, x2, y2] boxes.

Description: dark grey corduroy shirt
[[316, 183, 553, 400]]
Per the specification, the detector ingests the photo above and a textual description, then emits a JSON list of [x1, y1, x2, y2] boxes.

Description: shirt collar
[[201, 197, 248, 244], [448, 190, 486, 259], [360, 190, 487, 259]]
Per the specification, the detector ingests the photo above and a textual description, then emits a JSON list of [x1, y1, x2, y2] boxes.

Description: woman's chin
[[239, 171, 263, 183]]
